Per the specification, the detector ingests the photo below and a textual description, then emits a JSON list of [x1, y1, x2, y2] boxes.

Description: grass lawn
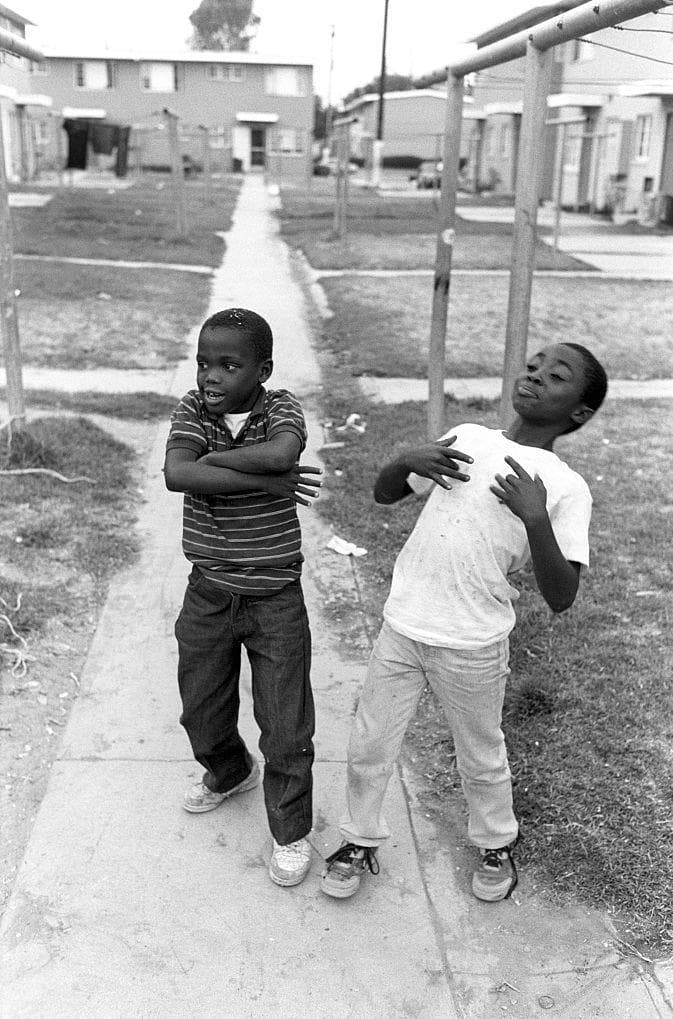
[[278, 181, 589, 272], [6, 177, 242, 372], [14, 261, 206, 370], [0, 417, 141, 907], [316, 392, 673, 954], [319, 274, 673, 380], [12, 178, 240, 266]]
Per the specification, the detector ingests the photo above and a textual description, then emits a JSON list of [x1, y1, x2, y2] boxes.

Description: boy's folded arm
[[199, 432, 302, 473], [164, 446, 270, 494], [525, 515, 581, 613]]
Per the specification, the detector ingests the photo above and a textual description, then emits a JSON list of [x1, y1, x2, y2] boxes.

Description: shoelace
[[481, 844, 518, 897], [326, 842, 380, 875]]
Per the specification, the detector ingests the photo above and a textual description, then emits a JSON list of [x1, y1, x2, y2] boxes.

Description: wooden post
[[333, 126, 346, 238], [0, 108, 25, 433], [163, 108, 187, 238], [54, 114, 64, 188], [552, 121, 566, 250], [427, 73, 464, 439], [199, 124, 212, 200], [472, 119, 485, 195], [499, 41, 554, 426]]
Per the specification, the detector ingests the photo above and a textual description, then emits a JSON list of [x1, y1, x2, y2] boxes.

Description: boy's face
[[511, 344, 591, 429], [196, 326, 272, 416]]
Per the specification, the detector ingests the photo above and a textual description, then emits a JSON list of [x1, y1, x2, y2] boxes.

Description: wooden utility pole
[[427, 73, 464, 439], [199, 124, 212, 200], [163, 108, 187, 237], [371, 0, 389, 187]]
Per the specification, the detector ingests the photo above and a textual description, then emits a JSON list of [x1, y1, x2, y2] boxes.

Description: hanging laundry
[[114, 126, 131, 178], [63, 119, 89, 169], [91, 122, 117, 155]]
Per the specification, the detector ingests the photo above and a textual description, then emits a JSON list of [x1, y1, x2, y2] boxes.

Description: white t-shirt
[[383, 423, 592, 650], [224, 411, 251, 438]]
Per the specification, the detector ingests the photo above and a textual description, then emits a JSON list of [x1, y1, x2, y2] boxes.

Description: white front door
[[232, 125, 250, 171]]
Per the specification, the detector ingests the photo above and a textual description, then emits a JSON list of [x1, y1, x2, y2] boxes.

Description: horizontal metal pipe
[[424, 0, 669, 82], [0, 28, 44, 63]]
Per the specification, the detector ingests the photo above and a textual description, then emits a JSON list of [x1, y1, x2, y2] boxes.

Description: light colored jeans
[[340, 622, 518, 850]]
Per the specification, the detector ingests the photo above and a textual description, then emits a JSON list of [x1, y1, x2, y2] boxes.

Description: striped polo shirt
[[166, 386, 307, 595]]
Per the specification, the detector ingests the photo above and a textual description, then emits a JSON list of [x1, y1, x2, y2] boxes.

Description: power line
[[612, 24, 673, 34], [577, 36, 673, 67]]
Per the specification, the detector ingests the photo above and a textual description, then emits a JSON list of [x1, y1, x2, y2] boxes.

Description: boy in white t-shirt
[[321, 343, 608, 902]]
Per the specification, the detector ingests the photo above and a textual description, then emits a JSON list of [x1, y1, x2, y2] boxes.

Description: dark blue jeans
[[175, 568, 314, 845]]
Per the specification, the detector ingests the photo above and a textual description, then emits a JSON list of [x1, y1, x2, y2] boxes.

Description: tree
[[189, 0, 260, 51], [343, 73, 416, 107]]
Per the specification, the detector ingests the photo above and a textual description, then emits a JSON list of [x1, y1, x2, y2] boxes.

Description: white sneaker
[[183, 761, 260, 813], [269, 837, 312, 887]]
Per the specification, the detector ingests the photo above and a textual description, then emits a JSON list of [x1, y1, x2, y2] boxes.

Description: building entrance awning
[[236, 112, 279, 123], [619, 80, 673, 98]]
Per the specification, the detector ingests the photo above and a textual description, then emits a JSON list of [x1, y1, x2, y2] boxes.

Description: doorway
[[250, 127, 266, 168]]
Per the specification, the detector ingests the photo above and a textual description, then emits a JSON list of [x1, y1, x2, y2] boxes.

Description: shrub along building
[[27, 47, 314, 183], [464, 3, 673, 223]]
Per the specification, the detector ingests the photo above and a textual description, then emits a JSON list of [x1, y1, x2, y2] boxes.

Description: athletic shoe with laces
[[269, 837, 312, 887], [183, 760, 260, 814], [320, 841, 380, 899], [471, 841, 518, 901]]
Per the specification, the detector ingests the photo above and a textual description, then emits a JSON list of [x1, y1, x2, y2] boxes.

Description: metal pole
[[0, 109, 25, 433], [163, 108, 187, 237], [500, 41, 554, 426], [427, 73, 464, 440]]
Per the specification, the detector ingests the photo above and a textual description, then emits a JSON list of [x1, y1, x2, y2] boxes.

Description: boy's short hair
[[563, 343, 608, 433], [200, 308, 273, 363]]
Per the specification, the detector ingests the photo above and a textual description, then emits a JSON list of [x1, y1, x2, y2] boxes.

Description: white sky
[[22, 1, 537, 101]]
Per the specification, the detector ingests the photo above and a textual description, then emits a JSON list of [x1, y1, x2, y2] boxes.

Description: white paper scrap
[[326, 535, 367, 557]]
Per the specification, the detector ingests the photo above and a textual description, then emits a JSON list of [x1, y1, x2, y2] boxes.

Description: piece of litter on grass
[[635, 590, 657, 597], [97, 292, 112, 301], [326, 535, 367, 557], [320, 442, 345, 450], [335, 413, 366, 435]]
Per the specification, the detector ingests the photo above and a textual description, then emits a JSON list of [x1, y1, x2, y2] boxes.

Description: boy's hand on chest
[[489, 455, 548, 526]]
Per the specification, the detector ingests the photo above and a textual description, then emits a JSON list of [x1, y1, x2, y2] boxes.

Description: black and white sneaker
[[472, 842, 518, 901], [320, 842, 380, 899]]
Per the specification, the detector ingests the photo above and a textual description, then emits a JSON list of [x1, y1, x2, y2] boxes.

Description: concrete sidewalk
[[2, 176, 672, 1018]]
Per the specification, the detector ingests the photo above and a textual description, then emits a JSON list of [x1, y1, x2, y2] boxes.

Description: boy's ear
[[570, 403, 594, 427], [258, 359, 273, 383]]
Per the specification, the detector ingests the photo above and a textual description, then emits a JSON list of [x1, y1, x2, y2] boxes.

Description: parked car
[[415, 160, 443, 189]]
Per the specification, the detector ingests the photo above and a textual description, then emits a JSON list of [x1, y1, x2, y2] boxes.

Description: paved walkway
[[458, 204, 673, 280], [2, 176, 672, 1018]]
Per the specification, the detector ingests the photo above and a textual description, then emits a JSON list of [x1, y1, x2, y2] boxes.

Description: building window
[[265, 67, 305, 97], [208, 63, 243, 82], [30, 59, 49, 75], [140, 62, 178, 92], [74, 60, 114, 90], [635, 115, 652, 160], [276, 128, 303, 153], [565, 133, 582, 171], [500, 123, 510, 158]]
